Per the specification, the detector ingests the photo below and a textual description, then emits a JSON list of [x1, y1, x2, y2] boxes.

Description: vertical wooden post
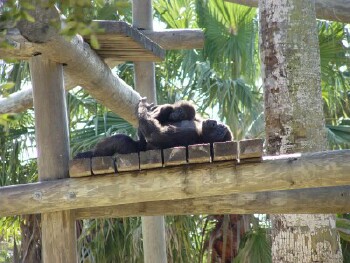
[[132, 1, 168, 262], [30, 55, 77, 263]]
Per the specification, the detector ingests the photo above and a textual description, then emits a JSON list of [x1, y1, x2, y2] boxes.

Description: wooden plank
[[91, 156, 115, 175], [188, 144, 211, 164], [140, 150, 163, 170], [163, 147, 187, 167], [1, 150, 350, 217], [132, 2, 167, 262], [0, 150, 350, 216], [69, 158, 92, 177], [30, 55, 77, 262], [213, 141, 238, 161], [75, 186, 350, 218], [84, 21, 165, 61], [143, 29, 204, 50], [2, 26, 143, 127], [239, 139, 263, 159], [116, 153, 139, 172]]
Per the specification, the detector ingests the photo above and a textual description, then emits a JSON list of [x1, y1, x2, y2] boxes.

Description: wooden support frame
[[30, 55, 77, 262], [1, 150, 350, 217], [74, 186, 350, 218]]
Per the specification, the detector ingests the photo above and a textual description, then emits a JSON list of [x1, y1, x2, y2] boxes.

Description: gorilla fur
[[74, 99, 232, 158]]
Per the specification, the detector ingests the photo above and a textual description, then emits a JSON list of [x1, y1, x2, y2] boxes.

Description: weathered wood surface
[[116, 153, 139, 172], [140, 150, 163, 170], [224, 0, 350, 23], [143, 29, 204, 50], [69, 159, 91, 177], [163, 147, 187, 167], [91, 156, 115, 175], [84, 21, 165, 62], [0, 27, 203, 116], [2, 150, 350, 217], [213, 141, 238, 161], [93, 20, 203, 50], [30, 55, 77, 262], [132, 2, 168, 262], [75, 186, 350, 218], [188, 144, 211, 163], [2, 24, 142, 126], [239, 138, 263, 159]]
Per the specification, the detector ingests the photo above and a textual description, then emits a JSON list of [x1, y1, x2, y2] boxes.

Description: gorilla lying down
[[74, 99, 233, 159]]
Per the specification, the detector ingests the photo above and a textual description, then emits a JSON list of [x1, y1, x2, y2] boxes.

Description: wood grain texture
[[188, 144, 211, 163], [2, 22, 142, 126], [1, 150, 350, 217], [116, 153, 139, 172], [132, 2, 167, 262], [163, 147, 187, 167], [239, 139, 263, 159], [140, 150, 163, 170], [84, 21, 165, 62], [69, 159, 92, 177], [91, 156, 115, 175], [213, 141, 238, 161], [30, 55, 77, 262], [75, 186, 350, 218]]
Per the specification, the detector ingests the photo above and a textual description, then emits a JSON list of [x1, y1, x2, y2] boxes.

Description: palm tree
[[1, 0, 350, 262]]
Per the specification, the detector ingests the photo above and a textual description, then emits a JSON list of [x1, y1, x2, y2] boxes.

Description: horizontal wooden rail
[[0, 150, 349, 217], [75, 186, 350, 218]]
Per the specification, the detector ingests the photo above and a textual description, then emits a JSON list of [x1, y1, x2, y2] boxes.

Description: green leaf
[[0, 82, 15, 91], [21, 11, 35, 23], [89, 34, 100, 49]]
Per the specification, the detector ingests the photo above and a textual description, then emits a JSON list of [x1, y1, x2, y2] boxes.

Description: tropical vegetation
[[0, 0, 349, 262]]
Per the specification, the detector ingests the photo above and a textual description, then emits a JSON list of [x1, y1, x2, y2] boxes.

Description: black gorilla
[[138, 98, 232, 149], [74, 99, 232, 158], [148, 100, 197, 124]]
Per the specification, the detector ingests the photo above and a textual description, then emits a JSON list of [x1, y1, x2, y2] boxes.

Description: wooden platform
[[69, 139, 263, 177], [84, 21, 165, 62]]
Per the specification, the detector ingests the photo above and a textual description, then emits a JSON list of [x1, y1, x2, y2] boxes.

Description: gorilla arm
[[138, 99, 201, 149]]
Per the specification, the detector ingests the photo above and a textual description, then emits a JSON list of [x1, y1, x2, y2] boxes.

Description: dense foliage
[[0, 0, 349, 262]]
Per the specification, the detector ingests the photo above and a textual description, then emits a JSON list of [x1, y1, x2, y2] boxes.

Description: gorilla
[[74, 99, 232, 159]]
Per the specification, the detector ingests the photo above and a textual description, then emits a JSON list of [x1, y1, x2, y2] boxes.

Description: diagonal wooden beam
[[0, 150, 349, 217], [0, 25, 204, 118]]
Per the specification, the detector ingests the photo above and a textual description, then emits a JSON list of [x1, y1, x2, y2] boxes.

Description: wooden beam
[[132, 1, 167, 262], [3, 22, 142, 125], [30, 55, 77, 263], [0, 74, 76, 114], [74, 186, 350, 219], [144, 29, 204, 50], [224, 0, 350, 24], [0, 150, 350, 217], [84, 21, 165, 62], [0, 24, 203, 116]]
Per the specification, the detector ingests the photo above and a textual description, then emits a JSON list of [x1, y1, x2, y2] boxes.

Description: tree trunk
[[259, 0, 343, 262]]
